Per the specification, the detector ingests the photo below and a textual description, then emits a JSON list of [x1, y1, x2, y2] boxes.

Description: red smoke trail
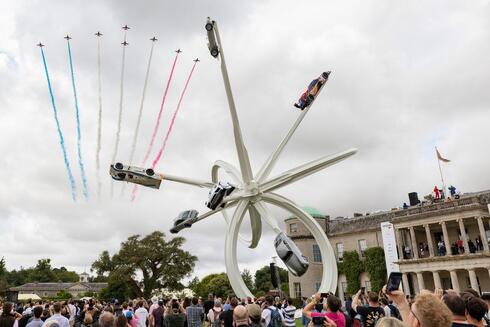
[[140, 52, 180, 166], [131, 60, 198, 202]]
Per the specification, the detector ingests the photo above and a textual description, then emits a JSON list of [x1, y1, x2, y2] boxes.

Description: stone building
[[286, 190, 490, 299], [9, 273, 107, 299]]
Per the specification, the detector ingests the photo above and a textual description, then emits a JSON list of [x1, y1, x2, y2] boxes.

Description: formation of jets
[[37, 25, 199, 65]]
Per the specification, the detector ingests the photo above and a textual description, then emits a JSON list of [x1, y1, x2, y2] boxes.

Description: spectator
[[442, 293, 469, 326], [457, 238, 464, 254], [325, 295, 345, 327], [186, 298, 204, 327], [480, 293, 490, 323], [387, 289, 452, 327], [232, 306, 249, 327], [352, 291, 384, 327], [203, 295, 215, 327], [113, 316, 129, 327], [43, 303, 69, 327], [81, 316, 92, 327], [165, 302, 184, 327], [207, 300, 222, 327], [301, 298, 311, 327], [1, 303, 20, 327], [151, 301, 164, 327], [260, 296, 283, 327], [281, 299, 295, 327], [465, 297, 488, 327], [126, 311, 138, 327], [220, 298, 238, 327], [98, 312, 114, 327], [468, 240, 477, 254], [26, 306, 44, 327], [135, 302, 148, 327], [379, 298, 391, 317], [245, 305, 261, 327], [374, 317, 404, 327]]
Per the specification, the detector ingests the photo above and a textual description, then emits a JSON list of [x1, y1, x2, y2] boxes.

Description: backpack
[[387, 304, 402, 320], [266, 307, 282, 327], [211, 309, 222, 327]]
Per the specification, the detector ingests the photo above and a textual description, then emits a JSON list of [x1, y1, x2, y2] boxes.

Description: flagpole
[[436, 147, 447, 197]]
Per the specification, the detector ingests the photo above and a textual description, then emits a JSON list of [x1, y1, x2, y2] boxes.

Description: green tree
[[338, 251, 364, 295], [28, 259, 56, 282], [0, 258, 8, 297], [56, 290, 73, 299], [92, 231, 197, 298], [364, 247, 386, 292], [191, 273, 233, 299], [53, 267, 79, 282], [241, 269, 254, 293], [254, 265, 289, 295]]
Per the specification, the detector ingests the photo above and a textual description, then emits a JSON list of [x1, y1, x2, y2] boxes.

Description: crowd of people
[[1, 286, 490, 327]]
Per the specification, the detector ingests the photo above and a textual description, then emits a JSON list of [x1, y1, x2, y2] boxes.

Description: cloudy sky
[[1, 0, 489, 282]]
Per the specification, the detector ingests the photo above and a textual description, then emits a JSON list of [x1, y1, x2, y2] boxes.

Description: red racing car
[[294, 71, 331, 110]]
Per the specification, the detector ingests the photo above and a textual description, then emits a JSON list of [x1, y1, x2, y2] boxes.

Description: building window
[[313, 244, 322, 262], [294, 282, 302, 298], [290, 223, 298, 233], [365, 280, 371, 292], [315, 281, 321, 292], [336, 243, 344, 262], [358, 239, 367, 257]]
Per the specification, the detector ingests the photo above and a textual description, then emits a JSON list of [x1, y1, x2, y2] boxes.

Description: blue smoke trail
[[40, 47, 77, 201], [67, 40, 89, 200]]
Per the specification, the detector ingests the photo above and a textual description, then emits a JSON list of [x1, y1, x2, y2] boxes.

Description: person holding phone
[[302, 293, 345, 327], [352, 290, 385, 327]]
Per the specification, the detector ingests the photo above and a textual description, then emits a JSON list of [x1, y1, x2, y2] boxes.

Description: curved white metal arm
[[211, 160, 243, 186], [261, 192, 338, 293], [260, 148, 357, 193], [225, 199, 253, 299], [213, 22, 253, 184], [252, 201, 281, 234]]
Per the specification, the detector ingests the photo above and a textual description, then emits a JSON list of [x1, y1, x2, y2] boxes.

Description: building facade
[[9, 273, 107, 299], [286, 190, 490, 299]]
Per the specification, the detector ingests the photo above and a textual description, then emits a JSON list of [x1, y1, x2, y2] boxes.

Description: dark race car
[[294, 71, 331, 110], [170, 210, 199, 234], [205, 182, 235, 210]]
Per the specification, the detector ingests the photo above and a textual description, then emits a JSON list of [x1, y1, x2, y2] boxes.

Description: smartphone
[[387, 272, 403, 293], [311, 312, 326, 326], [320, 293, 329, 298], [360, 287, 365, 295]]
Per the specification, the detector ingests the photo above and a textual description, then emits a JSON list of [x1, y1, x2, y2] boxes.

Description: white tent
[[18, 293, 41, 301]]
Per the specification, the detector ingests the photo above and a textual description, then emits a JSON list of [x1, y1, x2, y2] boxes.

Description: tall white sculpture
[[111, 18, 357, 299]]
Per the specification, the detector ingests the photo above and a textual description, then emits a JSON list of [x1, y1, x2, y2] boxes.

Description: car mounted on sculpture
[[170, 210, 199, 234], [205, 182, 235, 210], [274, 232, 309, 276], [110, 162, 162, 189], [205, 17, 219, 58], [294, 71, 331, 110]]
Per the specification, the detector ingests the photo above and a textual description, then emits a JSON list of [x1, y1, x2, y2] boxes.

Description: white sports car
[[110, 163, 162, 189]]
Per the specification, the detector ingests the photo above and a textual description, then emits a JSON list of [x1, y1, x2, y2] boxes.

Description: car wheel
[[205, 23, 213, 31], [146, 169, 155, 176], [210, 48, 219, 57], [115, 162, 123, 170]]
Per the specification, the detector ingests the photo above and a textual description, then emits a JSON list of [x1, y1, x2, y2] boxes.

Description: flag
[[436, 148, 450, 163]]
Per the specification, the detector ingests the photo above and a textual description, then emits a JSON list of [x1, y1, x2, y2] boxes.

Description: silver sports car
[[274, 232, 309, 276], [110, 163, 162, 189], [170, 210, 199, 234]]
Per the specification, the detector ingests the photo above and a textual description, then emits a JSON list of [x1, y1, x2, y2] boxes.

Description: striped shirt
[[281, 305, 296, 327]]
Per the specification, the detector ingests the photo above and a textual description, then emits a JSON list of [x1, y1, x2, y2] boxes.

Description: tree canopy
[[92, 231, 197, 299], [254, 265, 289, 296]]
